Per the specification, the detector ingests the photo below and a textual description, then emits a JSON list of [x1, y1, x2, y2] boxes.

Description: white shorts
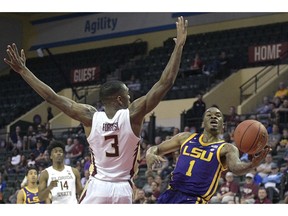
[[79, 177, 133, 204]]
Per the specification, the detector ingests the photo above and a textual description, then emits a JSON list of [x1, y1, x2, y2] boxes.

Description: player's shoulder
[[40, 168, 49, 174], [176, 132, 194, 142], [70, 166, 80, 175], [18, 187, 25, 195], [220, 143, 238, 154]]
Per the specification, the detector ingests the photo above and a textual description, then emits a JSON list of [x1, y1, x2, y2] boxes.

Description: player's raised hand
[[173, 16, 188, 47], [4, 43, 26, 74]]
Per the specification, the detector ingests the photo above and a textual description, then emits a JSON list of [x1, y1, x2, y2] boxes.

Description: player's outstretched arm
[[4, 43, 96, 127], [146, 132, 189, 170], [129, 16, 188, 123], [222, 144, 270, 176]]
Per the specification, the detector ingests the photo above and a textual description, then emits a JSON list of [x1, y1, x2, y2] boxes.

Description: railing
[[239, 65, 275, 104], [240, 50, 288, 104]]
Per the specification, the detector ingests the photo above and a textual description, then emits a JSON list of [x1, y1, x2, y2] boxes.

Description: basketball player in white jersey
[[4, 16, 188, 203], [37, 141, 83, 204]]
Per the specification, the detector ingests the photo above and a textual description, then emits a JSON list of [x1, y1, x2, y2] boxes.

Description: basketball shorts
[[79, 176, 133, 204], [157, 188, 208, 204]]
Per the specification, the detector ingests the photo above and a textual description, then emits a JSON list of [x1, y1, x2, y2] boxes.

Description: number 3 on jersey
[[105, 135, 119, 157]]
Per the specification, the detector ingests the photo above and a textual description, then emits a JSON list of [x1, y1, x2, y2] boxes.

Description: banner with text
[[71, 66, 100, 84], [29, 13, 272, 50], [248, 42, 288, 63]]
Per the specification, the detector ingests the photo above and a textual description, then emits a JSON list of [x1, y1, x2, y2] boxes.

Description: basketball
[[233, 119, 268, 155]]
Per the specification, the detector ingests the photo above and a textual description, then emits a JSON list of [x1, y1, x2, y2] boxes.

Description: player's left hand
[[250, 145, 271, 167], [146, 154, 167, 171]]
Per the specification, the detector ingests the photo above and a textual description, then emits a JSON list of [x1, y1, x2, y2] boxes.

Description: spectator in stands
[[33, 139, 45, 159], [274, 81, 288, 102], [272, 96, 282, 108], [126, 74, 142, 100], [17, 154, 28, 173], [255, 187, 272, 204], [267, 124, 282, 155], [81, 169, 90, 187], [35, 150, 50, 168], [25, 125, 37, 150], [277, 128, 288, 152], [224, 105, 240, 133], [284, 148, 288, 162], [268, 101, 278, 126], [74, 123, 87, 141], [185, 94, 206, 132], [210, 172, 240, 204], [183, 126, 191, 132], [82, 153, 91, 173], [66, 137, 84, 166], [250, 168, 263, 185], [240, 173, 259, 204], [256, 95, 272, 116], [189, 53, 204, 75], [133, 188, 146, 204], [35, 124, 51, 149], [150, 180, 161, 202], [142, 174, 154, 194], [275, 98, 288, 112], [10, 125, 23, 151], [256, 153, 277, 179], [44, 123, 54, 140], [4, 156, 13, 174], [10, 148, 21, 173], [262, 163, 282, 203], [213, 50, 231, 80], [281, 165, 288, 198], [275, 99, 288, 126], [172, 127, 180, 136], [154, 174, 166, 194], [64, 137, 75, 165]]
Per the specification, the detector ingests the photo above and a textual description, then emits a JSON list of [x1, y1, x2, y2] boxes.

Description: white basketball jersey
[[87, 109, 140, 181], [46, 165, 78, 204]]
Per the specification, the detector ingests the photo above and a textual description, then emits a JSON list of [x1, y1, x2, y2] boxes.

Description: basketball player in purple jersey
[[146, 107, 270, 203], [17, 166, 50, 204]]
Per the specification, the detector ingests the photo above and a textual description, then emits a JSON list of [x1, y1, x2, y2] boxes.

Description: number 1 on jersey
[[185, 160, 195, 177]]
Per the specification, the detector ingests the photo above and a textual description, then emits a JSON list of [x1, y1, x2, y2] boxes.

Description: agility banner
[[29, 12, 272, 50]]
